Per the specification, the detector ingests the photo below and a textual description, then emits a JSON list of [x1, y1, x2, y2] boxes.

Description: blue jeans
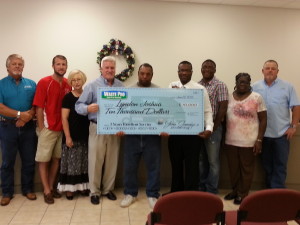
[[0, 121, 37, 197], [199, 125, 222, 194], [123, 135, 161, 198], [261, 136, 289, 188]]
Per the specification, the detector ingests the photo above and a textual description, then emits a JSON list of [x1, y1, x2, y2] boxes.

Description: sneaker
[[148, 197, 158, 209], [120, 195, 136, 208]]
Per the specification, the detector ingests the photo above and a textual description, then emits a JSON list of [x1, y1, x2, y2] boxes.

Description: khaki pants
[[88, 122, 120, 196]]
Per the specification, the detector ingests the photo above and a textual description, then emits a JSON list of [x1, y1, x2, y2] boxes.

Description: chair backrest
[[149, 191, 225, 225], [237, 189, 300, 225]]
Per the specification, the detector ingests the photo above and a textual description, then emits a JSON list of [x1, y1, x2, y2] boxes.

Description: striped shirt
[[199, 77, 229, 120]]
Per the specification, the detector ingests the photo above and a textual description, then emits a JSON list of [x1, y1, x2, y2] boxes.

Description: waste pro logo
[[101, 91, 127, 99]]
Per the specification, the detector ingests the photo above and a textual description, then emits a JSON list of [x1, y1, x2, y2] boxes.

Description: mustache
[[12, 72, 22, 76]]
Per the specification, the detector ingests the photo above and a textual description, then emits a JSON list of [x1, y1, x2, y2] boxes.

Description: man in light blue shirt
[[252, 60, 300, 188], [75, 56, 124, 205]]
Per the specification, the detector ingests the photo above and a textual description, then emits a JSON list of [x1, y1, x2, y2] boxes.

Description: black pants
[[168, 135, 202, 192]]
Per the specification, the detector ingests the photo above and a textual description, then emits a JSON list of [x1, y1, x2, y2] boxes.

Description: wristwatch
[[290, 124, 297, 129], [16, 111, 21, 119]]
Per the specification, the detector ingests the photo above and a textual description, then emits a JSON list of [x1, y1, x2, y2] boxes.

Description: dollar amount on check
[[97, 88, 204, 135]]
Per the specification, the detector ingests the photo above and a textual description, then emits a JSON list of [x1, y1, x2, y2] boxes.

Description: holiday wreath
[[97, 39, 135, 81]]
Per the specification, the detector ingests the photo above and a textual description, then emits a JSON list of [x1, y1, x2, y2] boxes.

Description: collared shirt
[[130, 82, 160, 138], [33, 75, 71, 131], [199, 76, 229, 120], [168, 80, 214, 131], [75, 75, 124, 121], [0, 75, 36, 119], [131, 82, 159, 88], [252, 78, 300, 138]]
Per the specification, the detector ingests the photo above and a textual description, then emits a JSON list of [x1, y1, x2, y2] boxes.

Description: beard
[[54, 70, 66, 77], [12, 71, 22, 76], [139, 80, 151, 87]]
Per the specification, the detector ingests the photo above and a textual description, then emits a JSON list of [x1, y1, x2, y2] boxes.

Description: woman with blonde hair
[[57, 70, 89, 200]]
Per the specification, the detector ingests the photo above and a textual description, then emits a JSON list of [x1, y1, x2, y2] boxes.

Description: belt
[[0, 117, 17, 124], [90, 120, 97, 124]]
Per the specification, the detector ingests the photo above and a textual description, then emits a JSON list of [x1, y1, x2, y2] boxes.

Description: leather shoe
[[103, 191, 117, 201], [66, 192, 73, 200], [224, 192, 237, 200], [91, 195, 100, 205], [1, 196, 12, 206], [234, 196, 243, 205], [44, 193, 54, 204], [79, 190, 90, 196], [24, 193, 37, 200], [52, 190, 62, 198]]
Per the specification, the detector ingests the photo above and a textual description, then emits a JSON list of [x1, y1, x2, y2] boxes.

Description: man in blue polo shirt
[[0, 54, 37, 206], [253, 59, 300, 188]]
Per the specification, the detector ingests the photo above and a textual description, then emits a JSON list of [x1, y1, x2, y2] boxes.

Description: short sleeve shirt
[[252, 78, 300, 138], [225, 92, 266, 147], [0, 76, 36, 119], [199, 77, 229, 120], [62, 92, 89, 142], [33, 75, 71, 131]]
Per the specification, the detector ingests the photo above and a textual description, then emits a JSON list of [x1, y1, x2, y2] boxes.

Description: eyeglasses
[[71, 79, 82, 83]]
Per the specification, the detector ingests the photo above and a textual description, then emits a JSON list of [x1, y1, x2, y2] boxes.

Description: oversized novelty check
[[97, 88, 204, 135]]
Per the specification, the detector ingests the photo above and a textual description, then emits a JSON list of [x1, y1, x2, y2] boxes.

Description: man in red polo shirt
[[33, 55, 71, 204]]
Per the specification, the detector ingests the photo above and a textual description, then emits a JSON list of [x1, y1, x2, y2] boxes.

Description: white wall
[[1, 0, 300, 94], [1, 0, 300, 191]]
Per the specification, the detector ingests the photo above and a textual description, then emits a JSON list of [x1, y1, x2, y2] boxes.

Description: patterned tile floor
[[0, 188, 298, 225]]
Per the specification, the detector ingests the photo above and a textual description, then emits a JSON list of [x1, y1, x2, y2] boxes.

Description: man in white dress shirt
[[167, 61, 213, 192]]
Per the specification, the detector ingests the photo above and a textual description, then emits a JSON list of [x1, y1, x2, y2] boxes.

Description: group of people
[[197, 59, 299, 205], [0, 54, 299, 208]]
